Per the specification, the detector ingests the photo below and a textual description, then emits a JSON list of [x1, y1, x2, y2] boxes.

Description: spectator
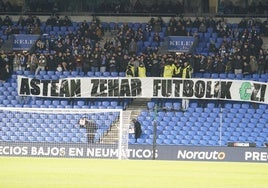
[[254, 35, 263, 52], [150, 54, 161, 77], [126, 58, 135, 77], [82, 51, 91, 73], [0, 63, 10, 82], [35, 53, 47, 75], [13, 53, 25, 71], [126, 65, 134, 77], [46, 15, 57, 26], [137, 62, 146, 77], [225, 55, 234, 74], [162, 57, 175, 77], [2, 15, 12, 26], [91, 53, 100, 72], [197, 55, 207, 74], [198, 22, 207, 33], [56, 63, 63, 72], [249, 55, 258, 74], [65, 50, 75, 71], [152, 32, 161, 45], [0, 38, 3, 49], [172, 59, 182, 78], [26, 53, 38, 72], [181, 61, 192, 111], [75, 54, 83, 73], [99, 53, 107, 73], [233, 54, 243, 74], [46, 53, 57, 71], [0, 59, 11, 82], [115, 51, 124, 72], [257, 49, 266, 75], [56, 52, 67, 71], [35, 39, 45, 51], [128, 38, 138, 56], [108, 55, 117, 72], [242, 56, 251, 76], [59, 16, 72, 26], [32, 24, 42, 35], [213, 55, 225, 74], [209, 41, 218, 53]]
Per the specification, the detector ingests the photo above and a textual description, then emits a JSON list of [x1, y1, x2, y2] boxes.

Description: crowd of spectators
[[0, 14, 268, 82]]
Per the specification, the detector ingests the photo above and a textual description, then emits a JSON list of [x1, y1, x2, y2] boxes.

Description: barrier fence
[[0, 142, 267, 163]]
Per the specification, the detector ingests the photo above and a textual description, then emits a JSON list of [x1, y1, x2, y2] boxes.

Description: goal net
[[0, 107, 128, 159]]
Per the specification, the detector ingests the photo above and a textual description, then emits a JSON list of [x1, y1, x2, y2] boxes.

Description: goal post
[[0, 107, 128, 159]]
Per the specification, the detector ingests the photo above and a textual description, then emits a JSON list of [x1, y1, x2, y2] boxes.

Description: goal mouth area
[[0, 107, 127, 159]]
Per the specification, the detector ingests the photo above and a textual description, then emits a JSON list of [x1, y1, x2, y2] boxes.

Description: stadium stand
[[0, 13, 267, 147]]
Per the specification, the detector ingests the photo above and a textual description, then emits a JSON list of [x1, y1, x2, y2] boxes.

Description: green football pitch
[[0, 157, 267, 188]]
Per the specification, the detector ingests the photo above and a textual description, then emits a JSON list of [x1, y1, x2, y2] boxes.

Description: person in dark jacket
[[132, 118, 142, 142], [0, 62, 11, 82], [79, 117, 97, 144]]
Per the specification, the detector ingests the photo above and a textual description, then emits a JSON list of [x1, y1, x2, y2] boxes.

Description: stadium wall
[[0, 142, 267, 163]]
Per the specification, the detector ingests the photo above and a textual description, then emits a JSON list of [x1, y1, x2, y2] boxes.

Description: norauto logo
[[177, 150, 226, 160]]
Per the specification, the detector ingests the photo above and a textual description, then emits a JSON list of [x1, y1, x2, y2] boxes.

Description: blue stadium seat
[[109, 101, 118, 108], [203, 73, 211, 78], [251, 74, 260, 81], [147, 101, 155, 110], [111, 72, 119, 77], [211, 73, 219, 78], [102, 72, 110, 77], [163, 139, 172, 145], [145, 138, 153, 145], [119, 72, 126, 77], [227, 73, 235, 79], [260, 74, 268, 81], [47, 71, 54, 76], [75, 100, 84, 107], [87, 71, 94, 77], [70, 71, 79, 77], [163, 102, 172, 111], [156, 138, 164, 145], [208, 140, 217, 146], [94, 71, 101, 77], [129, 138, 136, 144], [199, 139, 208, 146], [55, 71, 62, 77]]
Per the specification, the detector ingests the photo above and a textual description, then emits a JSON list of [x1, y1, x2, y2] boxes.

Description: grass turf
[[0, 157, 267, 188]]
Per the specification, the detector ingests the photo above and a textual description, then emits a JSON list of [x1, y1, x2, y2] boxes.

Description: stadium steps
[[126, 98, 151, 110], [99, 109, 143, 145], [100, 110, 132, 144]]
